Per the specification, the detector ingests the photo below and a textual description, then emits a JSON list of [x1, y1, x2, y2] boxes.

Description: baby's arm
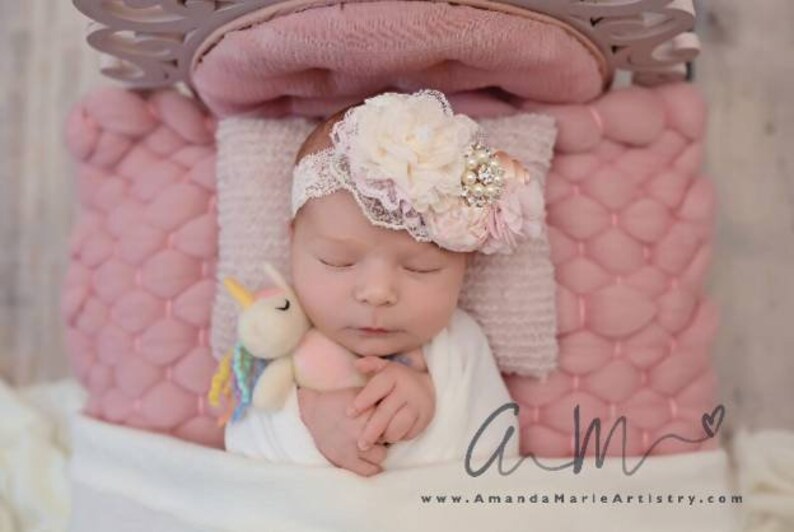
[[297, 387, 388, 477], [348, 354, 435, 451]]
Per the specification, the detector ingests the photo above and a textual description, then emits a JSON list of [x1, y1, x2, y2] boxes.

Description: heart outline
[[701, 404, 725, 438]]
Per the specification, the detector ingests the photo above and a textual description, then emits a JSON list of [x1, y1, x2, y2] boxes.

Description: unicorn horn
[[223, 277, 255, 309]]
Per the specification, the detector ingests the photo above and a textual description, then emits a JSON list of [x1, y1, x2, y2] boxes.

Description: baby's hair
[[294, 105, 355, 164]]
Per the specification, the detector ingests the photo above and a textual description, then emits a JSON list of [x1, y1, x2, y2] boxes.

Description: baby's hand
[[348, 356, 435, 451], [297, 387, 388, 477]]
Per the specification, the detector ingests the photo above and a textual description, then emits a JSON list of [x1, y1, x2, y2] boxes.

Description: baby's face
[[290, 191, 467, 357]]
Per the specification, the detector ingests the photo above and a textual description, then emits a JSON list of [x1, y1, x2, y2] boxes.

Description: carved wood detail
[[73, 0, 700, 89]]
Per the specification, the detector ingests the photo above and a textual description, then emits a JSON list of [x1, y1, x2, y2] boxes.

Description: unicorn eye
[[276, 299, 290, 311]]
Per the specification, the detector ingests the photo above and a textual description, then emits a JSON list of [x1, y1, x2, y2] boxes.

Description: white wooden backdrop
[[1, 0, 103, 385], [1, 0, 792, 436]]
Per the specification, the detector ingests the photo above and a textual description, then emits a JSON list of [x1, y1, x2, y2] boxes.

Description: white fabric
[[735, 429, 794, 532], [0, 377, 759, 532], [69, 411, 742, 532], [225, 308, 520, 469], [0, 378, 86, 532]]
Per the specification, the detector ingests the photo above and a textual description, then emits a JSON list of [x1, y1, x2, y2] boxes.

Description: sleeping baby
[[224, 90, 546, 476]]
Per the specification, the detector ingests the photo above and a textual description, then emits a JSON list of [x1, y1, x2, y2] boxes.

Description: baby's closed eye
[[318, 256, 355, 269], [403, 264, 442, 274]]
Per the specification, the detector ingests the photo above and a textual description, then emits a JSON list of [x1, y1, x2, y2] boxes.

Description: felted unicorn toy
[[208, 263, 365, 424]]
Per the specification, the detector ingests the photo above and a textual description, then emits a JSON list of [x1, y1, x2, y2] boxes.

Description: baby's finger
[[347, 458, 382, 478], [382, 406, 417, 443], [404, 391, 435, 440], [404, 417, 423, 440], [404, 404, 432, 440], [347, 373, 395, 417], [358, 394, 406, 451], [359, 443, 388, 465], [353, 356, 389, 375]]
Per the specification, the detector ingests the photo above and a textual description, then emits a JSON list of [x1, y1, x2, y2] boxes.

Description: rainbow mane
[[208, 342, 270, 426]]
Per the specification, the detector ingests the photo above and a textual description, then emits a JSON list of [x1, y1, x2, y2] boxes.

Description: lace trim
[[291, 148, 432, 241]]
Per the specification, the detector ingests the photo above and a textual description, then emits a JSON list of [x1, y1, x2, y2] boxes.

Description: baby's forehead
[[295, 193, 440, 254]]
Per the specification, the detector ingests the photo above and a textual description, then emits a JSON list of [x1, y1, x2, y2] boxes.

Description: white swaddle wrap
[[225, 308, 519, 468]]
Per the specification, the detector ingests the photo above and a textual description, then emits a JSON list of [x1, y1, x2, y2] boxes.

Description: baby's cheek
[[292, 262, 340, 322], [301, 285, 344, 328], [407, 284, 458, 342]]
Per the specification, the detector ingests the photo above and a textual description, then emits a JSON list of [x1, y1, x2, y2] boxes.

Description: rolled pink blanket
[[192, 1, 604, 118]]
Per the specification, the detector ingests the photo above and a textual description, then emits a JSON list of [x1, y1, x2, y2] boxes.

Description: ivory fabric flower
[[335, 90, 480, 213]]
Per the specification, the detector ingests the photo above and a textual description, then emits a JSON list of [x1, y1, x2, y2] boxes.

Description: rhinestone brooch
[[460, 143, 505, 207]]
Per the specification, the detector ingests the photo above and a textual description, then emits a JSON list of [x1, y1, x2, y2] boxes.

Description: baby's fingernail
[[346, 406, 356, 417], [358, 441, 371, 451]]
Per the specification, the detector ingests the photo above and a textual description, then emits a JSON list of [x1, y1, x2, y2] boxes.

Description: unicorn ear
[[263, 262, 291, 292]]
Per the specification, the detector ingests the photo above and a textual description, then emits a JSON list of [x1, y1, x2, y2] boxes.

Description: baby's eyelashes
[[317, 257, 355, 269], [317, 255, 441, 274], [403, 265, 442, 274]]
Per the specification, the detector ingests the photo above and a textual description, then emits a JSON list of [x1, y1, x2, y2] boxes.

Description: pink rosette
[[423, 203, 488, 252], [423, 151, 545, 254], [517, 177, 546, 240], [479, 153, 543, 254]]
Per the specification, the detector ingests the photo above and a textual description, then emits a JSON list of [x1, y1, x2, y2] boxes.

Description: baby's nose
[[353, 262, 397, 307]]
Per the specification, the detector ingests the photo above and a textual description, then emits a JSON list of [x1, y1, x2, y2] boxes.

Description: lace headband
[[291, 90, 546, 254]]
